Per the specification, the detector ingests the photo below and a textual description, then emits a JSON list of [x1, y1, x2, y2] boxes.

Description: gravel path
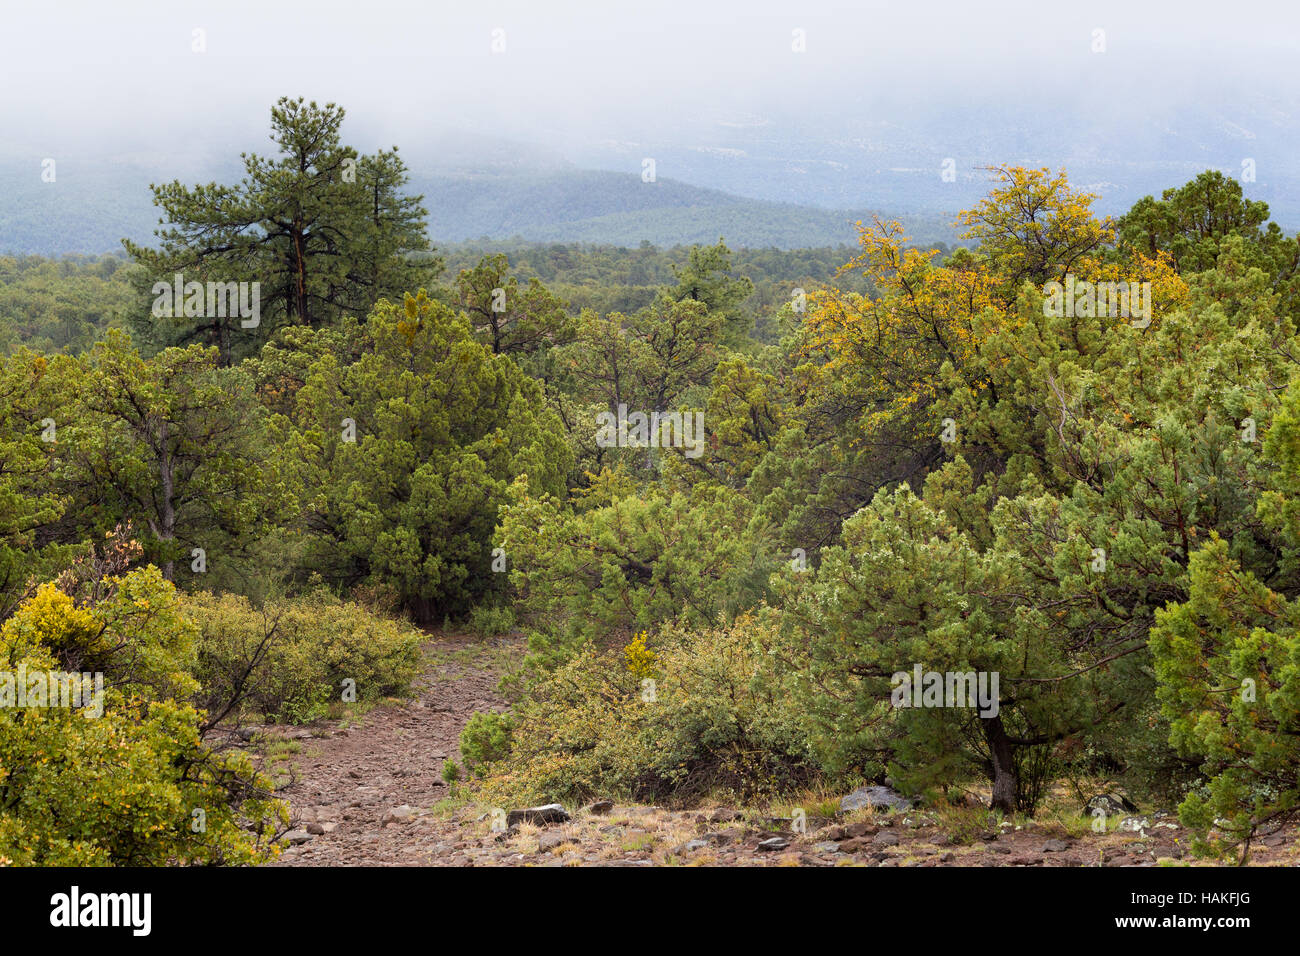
[[269, 633, 510, 867]]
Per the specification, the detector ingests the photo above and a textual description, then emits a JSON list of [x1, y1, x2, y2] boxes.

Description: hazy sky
[[4, 0, 1299, 160]]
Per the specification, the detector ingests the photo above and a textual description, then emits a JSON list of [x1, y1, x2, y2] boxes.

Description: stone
[[537, 832, 576, 852], [282, 829, 313, 845], [840, 785, 915, 813], [506, 804, 570, 827], [1083, 793, 1137, 817], [381, 805, 414, 826], [705, 827, 744, 846]]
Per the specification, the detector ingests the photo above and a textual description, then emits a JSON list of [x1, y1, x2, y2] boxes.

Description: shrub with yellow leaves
[[0, 568, 286, 866], [622, 630, 658, 680]]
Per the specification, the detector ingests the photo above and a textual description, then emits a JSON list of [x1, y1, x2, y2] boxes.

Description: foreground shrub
[[187, 590, 422, 725], [476, 615, 819, 807], [0, 571, 285, 866], [1150, 538, 1300, 859]]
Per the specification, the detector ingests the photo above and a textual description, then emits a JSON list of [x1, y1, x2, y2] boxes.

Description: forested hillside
[[0, 153, 956, 256], [5, 97, 1300, 871]]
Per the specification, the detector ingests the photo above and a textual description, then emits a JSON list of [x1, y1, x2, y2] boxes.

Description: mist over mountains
[[3, 0, 1298, 255], [4, 88, 1295, 258]]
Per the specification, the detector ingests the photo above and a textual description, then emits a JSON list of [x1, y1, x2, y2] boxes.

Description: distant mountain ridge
[[0, 157, 956, 256], [413, 169, 956, 249]]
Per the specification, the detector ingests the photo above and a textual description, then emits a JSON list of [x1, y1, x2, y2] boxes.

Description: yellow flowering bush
[[622, 630, 658, 680], [0, 570, 286, 866]]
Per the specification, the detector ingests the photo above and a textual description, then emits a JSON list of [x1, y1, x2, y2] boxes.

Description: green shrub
[[478, 614, 820, 807], [467, 603, 515, 637], [186, 590, 422, 725], [459, 711, 514, 775], [498, 477, 768, 682], [441, 760, 462, 787]]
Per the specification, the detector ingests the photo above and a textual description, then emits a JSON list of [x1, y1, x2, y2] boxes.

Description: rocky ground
[[238, 631, 1299, 867]]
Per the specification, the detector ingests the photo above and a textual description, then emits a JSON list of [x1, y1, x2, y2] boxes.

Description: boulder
[[840, 785, 916, 814], [507, 804, 571, 827], [1083, 793, 1137, 816]]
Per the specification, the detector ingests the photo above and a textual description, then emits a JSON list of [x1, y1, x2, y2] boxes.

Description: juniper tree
[[290, 291, 571, 624]]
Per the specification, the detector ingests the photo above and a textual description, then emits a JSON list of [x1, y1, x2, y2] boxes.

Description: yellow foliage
[[623, 630, 658, 679]]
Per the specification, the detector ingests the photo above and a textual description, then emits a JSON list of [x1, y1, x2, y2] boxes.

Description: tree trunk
[[983, 714, 1018, 813], [158, 418, 176, 581], [408, 595, 438, 626]]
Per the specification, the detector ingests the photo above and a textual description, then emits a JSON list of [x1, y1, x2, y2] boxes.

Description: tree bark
[[158, 417, 176, 581], [983, 714, 1018, 813]]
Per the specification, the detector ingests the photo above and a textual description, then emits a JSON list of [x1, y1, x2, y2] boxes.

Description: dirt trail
[[264, 631, 1300, 868], [268, 632, 510, 867]]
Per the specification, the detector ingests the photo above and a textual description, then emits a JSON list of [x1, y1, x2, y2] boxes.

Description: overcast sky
[[3, 0, 1298, 160]]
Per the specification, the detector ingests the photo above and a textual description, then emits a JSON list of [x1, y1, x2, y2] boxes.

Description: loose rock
[[507, 804, 571, 827], [840, 785, 915, 813]]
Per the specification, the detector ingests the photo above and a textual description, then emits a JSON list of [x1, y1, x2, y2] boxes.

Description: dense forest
[[5, 96, 1300, 867]]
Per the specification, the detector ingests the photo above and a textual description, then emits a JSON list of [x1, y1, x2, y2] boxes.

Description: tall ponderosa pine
[[124, 97, 434, 363]]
